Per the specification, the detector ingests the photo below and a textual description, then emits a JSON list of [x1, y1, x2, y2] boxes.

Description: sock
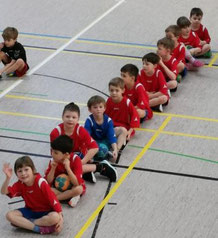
[[33, 225, 40, 233], [185, 48, 195, 63]]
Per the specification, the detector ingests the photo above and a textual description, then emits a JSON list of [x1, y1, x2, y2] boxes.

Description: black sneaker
[[83, 172, 96, 183], [151, 104, 163, 112], [99, 160, 118, 182]]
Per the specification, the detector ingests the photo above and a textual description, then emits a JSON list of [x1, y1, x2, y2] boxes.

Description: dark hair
[[177, 16, 191, 28], [157, 37, 175, 51], [108, 77, 125, 89], [62, 102, 80, 117], [165, 25, 181, 37], [51, 135, 73, 154], [142, 53, 160, 64], [120, 64, 139, 80], [14, 156, 36, 174], [87, 95, 106, 109], [2, 27, 18, 40], [190, 7, 203, 17]]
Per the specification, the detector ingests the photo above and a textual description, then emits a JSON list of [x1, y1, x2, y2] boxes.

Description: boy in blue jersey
[[85, 95, 118, 162]]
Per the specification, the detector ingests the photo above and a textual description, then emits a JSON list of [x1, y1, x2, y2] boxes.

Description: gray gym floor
[[0, 0, 218, 237]]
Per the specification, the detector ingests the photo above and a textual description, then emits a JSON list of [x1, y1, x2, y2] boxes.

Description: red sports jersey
[[105, 96, 140, 130], [45, 153, 86, 194], [123, 82, 153, 119], [172, 43, 186, 64], [50, 123, 98, 156], [178, 31, 202, 49], [139, 69, 169, 100], [7, 173, 62, 213], [192, 24, 211, 44], [158, 56, 178, 79]]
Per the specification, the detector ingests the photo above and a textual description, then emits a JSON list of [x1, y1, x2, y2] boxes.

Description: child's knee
[[6, 210, 15, 222], [49, 212, 60, 224], [16, 58, 25, 67]]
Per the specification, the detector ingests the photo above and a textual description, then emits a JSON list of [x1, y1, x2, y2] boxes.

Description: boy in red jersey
[[157, 37, 178, 92], [177, 16, 210, 57], [165, 24, 204, 73], [45, 135, 85, 207], [0, 27, 29, 79], [1, 156, 63, 234], [105, 77, 140, 147], [139, 53, 169, 112], [120, 64, 153, 122], [50, 102, 117, 183], [190, 7, 211, 58]]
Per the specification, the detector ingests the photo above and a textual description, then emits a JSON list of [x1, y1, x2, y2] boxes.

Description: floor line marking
[[5, 95, 86, 106], [136, 128, 218, 141], [74, 116, 171, 238], [0, 0, 125, 99], [208, 53, 218, 67]]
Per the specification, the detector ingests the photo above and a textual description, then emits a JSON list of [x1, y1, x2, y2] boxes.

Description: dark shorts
[[18, 207, 50, 219], [15, 63, 29, 77]]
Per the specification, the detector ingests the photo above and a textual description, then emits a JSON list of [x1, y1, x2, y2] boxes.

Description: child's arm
[[0, 60, 16, 74], [46, 161, 58, 184], [63, 158, 79, 186], [111, 143, 118, 160], [82, 148, 98, 165], [127, 128, 134, 141], [1, 163, 13, 194], [159, 58, 176, 81]]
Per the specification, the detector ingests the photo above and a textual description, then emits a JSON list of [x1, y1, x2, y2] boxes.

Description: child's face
[[143, 61, 156, 75], [51, 149, 66, 163], [62, 110, 79, 128], [190, 14, 202, 26], [166, 32, 178, 45], [16, 166, 34, 185], [89, 103, 105, 117], [157, 45, 170, 57], [120, 72, 135, 86], [181, 26, 191, 37], [109, 85, 124, 102], [4, 38, 16, 48]]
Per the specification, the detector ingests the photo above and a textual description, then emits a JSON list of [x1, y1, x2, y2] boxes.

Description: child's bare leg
[[196, 44, 211, 56], [6, 210, 34, 231], [114, 127, 127, 151], [177, 62, 185, 73], [52, 186, 83, 201], [190, 47, 201, 56], [0, 52, 11, 74], [167, 80, 177, 90], [149, 95, 168, 107], [82, 163, 96, 173], [34, 211, 60, 227], [136, 108, 146, 118], [4, 58, 25, 74]]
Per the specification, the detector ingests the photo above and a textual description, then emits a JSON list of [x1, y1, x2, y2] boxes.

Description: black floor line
[[33, 73, 109, 97], [114, 164, 218, 181], [0, 149, 51, 158], [0, 135, 49, 144], [91, 181, 112, 238]]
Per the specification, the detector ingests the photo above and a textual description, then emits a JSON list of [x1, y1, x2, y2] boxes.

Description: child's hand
[[0, 42, 4, 50], [55, 213, 64, 234], [3, 163, 13, 178], [63, 158, 70, 169], [200, 40, 206, 46], [51, 160, 58, 169], [113, 150, 118, 160]]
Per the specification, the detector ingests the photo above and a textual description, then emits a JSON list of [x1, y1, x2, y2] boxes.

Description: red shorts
[[15, 63, 29, 77]]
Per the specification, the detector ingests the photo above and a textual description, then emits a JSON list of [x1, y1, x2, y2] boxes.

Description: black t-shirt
[[1, 41, 28, 63]]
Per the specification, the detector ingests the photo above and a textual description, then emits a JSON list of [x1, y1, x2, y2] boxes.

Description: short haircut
[[87, 95, 106, 109], [157, 37, 175, 51], [165, 25, 181, 37], [62, 102, 80, 117], [190, 7, 203, 17], [142, 52, 160, 65], [51, 135, 73, 154], [2, 27, 18, 40], [120, 64, 139, 80], [177, 16, 191, 28], [14, 156, 36, 174], [109, 77, 125, 89]]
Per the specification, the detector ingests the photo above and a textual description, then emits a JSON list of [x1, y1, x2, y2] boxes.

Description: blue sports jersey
[[84, 114, 117, 145]]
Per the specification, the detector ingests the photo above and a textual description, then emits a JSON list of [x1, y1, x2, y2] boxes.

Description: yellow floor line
[[208, 53, 218, 67], [5, 95, 86, 106], [75, 116, 172, 238], [154, 112, 218, 123], [136, 128, 218, 141]]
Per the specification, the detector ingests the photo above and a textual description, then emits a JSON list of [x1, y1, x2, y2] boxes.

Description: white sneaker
[[68, 195, 80, 207]]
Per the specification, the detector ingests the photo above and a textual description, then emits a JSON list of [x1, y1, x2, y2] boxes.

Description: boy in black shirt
[[0, 27, 29, 79]]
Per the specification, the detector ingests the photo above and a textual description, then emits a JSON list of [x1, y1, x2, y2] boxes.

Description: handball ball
[[98, 142, 109, 158], [55, 174, 72, 192]]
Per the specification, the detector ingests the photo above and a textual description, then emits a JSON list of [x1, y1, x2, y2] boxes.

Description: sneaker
[[151, 104, 163, 112], [192, 59, 204, 67], [0, 72, 7, 79], [68, 195, 80, 207], [176, 74, 182, 83], [99, 160, 118, 182], [203, 50, 212, 58], [39, 225, 56, 234], [167, 89, 171, 98], [186, 63, 197, 71], [83, 172, 96, 183]]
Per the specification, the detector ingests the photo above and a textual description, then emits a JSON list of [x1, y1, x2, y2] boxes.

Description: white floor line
[[0, 0, 125, 99]]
